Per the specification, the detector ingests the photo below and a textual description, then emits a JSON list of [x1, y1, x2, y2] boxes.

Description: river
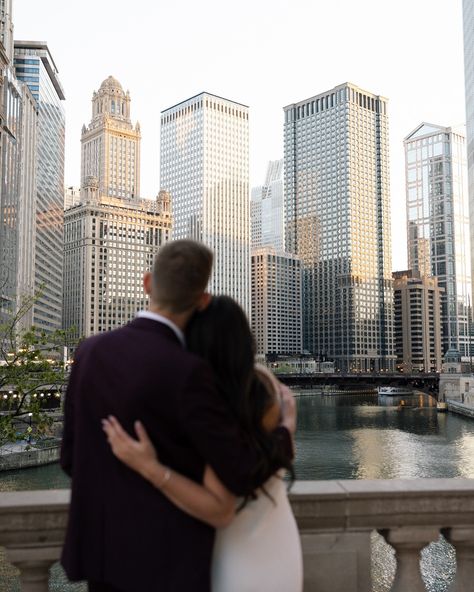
[[1, 390, 474, 591]]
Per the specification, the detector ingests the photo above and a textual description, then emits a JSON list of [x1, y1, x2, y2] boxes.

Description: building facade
[[404, 123, 472, 358], [0, 63, 37, 332], [64, 186, 80, 210], [160, 92, 250, 314], [284, 82, 394, 372], [81, 76, 140, 199], [251, 247, 302, 357], [63, 182, 172, 339], [463, 0, 474, 298], [251, 159, 284, 251], [393, 270, 443, 373], [14, 41, 65, 333]]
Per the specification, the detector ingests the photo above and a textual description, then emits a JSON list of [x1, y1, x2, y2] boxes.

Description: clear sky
[[13, 0, 467, 271]]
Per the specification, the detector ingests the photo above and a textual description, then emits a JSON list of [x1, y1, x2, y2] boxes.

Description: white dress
[[211, 472, 303, 592]]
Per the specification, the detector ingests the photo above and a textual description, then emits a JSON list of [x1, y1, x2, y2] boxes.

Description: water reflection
[[295, 391, 474, 481]]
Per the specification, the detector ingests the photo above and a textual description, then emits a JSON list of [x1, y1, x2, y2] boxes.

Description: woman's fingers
[[135, 421, 152, 446]]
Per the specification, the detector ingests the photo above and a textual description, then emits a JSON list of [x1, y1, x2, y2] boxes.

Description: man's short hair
[[151, 240, 213, 313]]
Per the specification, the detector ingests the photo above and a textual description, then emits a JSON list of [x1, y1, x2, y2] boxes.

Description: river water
[[1, 390, 474, 591]]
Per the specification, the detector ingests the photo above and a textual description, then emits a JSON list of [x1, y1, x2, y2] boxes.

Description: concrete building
[[284, 82, 394, 372], [81, 76, 140, 200], [63, 182, 172, 340], [0, 64, 37, 330], [14, 41, 65, 333], [160, 92, 250, 314], [64, 186, 80, 210], [0, 0, 13, 62], [404, 123, 472, 359], [251, 246, 302, 357], [251, 159, 284, 251], [392, 270, 443, 373], [463, 0, 474, 298]]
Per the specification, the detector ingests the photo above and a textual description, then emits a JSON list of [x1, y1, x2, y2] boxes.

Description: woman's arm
[[102, 416, 236, 529]]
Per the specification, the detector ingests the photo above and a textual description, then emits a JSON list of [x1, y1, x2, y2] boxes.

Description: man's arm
[[179, 360, 295, 497], [60, 344, 85, 477]]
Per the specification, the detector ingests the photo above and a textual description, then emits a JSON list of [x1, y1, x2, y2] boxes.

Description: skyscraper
[[284, 83, 394, 372], [251, 159, 284, 251], [404, 123, 472, 358], [160, 92, 250, 313], [463, 0, 474, 296], [14, 41, 65, 333], [81, 76, 141, 199]]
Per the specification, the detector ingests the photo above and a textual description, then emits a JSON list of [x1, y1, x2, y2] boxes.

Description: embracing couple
[[60, 239, 303, 592]]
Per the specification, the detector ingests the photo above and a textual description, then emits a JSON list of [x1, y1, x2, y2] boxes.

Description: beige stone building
[[81, 76, 140, 199], [393, 270, 443, 372], [251, 246, 302, 357], [63, 181, 171, 340]]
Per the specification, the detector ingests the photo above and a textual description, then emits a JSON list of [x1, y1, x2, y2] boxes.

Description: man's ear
[[196, 292, 211, 311], [143, 272, 153, 296]]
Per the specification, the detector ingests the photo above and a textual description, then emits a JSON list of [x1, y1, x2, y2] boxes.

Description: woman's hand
[[102, 416, 160, 480]]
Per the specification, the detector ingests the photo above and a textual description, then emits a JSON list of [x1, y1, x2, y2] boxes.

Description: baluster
[[6, 546, 61, 592], [444, 527, 474, 592], [380, 527, 439, 592]]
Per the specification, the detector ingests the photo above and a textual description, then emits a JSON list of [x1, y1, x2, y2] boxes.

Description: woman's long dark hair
[[186, 295, 294, 501]]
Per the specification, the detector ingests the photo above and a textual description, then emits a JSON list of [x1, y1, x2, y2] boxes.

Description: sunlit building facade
[[14, 41, 65, 333], [393, 270, 443, 373], [251, 247, 302, 356], [64, 186, 80, 210], [251, 159, 284, 251], [404, 123, 472, 359], [160, 92, 250, 314], [463, 0, 474, 297], [284, 82, 394, 372], [81, 76, 140, 200], [63, 181, 172, 340]]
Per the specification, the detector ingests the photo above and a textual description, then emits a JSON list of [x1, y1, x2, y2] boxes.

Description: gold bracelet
[[159, 467, 171, 489]]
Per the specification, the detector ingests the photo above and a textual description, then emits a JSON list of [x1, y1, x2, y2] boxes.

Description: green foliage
[[0, 293, 77, 447]]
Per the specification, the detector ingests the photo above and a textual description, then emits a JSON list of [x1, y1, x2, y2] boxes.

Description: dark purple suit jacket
[[60, 317, 291, 592]]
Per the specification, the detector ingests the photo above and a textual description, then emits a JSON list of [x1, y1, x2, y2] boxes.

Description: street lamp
[[27, 412, 33, 444]]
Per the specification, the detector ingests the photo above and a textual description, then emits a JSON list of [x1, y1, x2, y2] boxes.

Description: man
[[61, 239, 295, 592]]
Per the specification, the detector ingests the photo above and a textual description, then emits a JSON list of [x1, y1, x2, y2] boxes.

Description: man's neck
[[147, 305, 189, 331]]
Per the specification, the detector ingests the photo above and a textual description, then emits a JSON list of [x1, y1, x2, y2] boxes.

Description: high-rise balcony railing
[[1, 479, 474, 591]]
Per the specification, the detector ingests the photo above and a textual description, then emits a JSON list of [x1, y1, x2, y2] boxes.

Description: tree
[[0, 293, 77, 447]]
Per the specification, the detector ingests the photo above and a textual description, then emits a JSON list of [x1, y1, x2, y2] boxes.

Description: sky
[[13, 0, 467, 271]]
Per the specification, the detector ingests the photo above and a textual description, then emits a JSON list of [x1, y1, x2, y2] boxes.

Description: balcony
[[1, 479, 474, 591]]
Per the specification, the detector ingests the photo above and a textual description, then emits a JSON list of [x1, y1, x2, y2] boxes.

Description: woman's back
[[211, 471, 302, 592]]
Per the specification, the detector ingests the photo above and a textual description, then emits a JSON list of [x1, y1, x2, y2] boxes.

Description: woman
[[102, 296, 303, 592]]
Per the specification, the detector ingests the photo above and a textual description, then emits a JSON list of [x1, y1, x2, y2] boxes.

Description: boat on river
[[377, 386, 413, 397]]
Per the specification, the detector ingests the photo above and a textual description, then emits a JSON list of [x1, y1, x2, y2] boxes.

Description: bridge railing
[[1, 479, 473, 591]]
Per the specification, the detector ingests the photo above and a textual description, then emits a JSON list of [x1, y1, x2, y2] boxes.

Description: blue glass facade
[[14, 43, 65, 332]]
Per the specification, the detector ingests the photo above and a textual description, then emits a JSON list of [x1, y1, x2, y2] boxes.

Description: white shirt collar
[[136, 311, 186, 347]]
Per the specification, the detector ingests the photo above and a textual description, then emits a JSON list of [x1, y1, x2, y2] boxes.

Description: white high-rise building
[[251, 247, 302, 356], [64, 186, 81, 210], [81, 76, 141, 200], [251, 159, 284, 251], [284, 83, 394, 372], [463, 0, 474, 297], [160, 92, 250, 314], [404, 123, 472, 358]]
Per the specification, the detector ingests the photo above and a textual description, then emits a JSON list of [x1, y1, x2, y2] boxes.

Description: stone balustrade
[[1, 479, 474, 591]]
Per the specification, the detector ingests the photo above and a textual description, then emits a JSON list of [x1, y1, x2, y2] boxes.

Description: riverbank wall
[[0, 445, 60, 472], [447, 400, 474, 420]]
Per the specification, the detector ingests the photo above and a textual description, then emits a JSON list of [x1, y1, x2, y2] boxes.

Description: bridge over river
[[277, 372, 440, 397]]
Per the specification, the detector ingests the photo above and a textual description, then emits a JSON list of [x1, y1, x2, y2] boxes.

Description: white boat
[[377, 386, 413, 397]]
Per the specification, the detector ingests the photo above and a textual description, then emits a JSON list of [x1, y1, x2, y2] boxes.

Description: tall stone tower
[[81, 76, 141, 199]]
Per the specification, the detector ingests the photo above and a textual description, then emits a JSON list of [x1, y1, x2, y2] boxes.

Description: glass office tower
[[284, 83, 394, 372]]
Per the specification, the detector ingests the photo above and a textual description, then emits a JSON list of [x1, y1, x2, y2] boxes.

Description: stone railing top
[[1, 479, 474, 546]]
